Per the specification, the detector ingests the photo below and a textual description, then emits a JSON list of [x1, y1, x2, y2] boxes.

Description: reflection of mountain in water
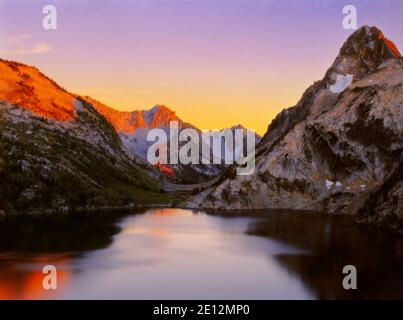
[[0, 210, 146, 299], [246, 212, 403, 299], [0, 210, 148, 252]]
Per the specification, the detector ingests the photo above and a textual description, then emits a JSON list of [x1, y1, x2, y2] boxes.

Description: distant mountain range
[[186, 26, 403, 232], [85, 97, 260, 183], [0, 26, 401, 232], [0, 57, 258, 213], [0, 58, 182, 214]]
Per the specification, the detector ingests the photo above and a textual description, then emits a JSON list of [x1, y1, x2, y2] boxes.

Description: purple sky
[[0, 0, 402, 133]]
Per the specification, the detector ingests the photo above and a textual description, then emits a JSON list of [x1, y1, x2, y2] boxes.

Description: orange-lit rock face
[[155, 162, 176, 178], [0, 59, 76, 122], [147, 105, 181, 128], [379, 33, 402, 58], [85, 97, 147, 133], [87, 97, 186, 134]]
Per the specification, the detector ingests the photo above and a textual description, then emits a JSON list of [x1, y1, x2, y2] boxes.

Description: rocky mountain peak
[[325, 26, 401, 83], [143, 104, 181, 128], [343, 26, 400, 60], [185, 25, 403, 232], [149, 104, 172, 114]]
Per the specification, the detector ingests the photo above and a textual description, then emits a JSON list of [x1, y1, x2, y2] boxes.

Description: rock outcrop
[[185, 26, 403, 230]]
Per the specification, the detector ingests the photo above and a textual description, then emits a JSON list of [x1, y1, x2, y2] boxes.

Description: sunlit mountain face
[[85, 97, 260, 182], [0, 0, 402, 224], [0, 0, 402, 302], [1, 0, 403, 134], [86, 98, 193, 134], [0, 57, 257, 193], [0, 58, 175, 214], [0, 60, 77, 122], [186, 26, 403, 232]]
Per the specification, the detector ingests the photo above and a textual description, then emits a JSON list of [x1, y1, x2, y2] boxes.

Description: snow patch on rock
[[74, 98, 85, 113], [325, 180, 334, 189], [329, 74, 353, 93], [325, 180, 343, 189]]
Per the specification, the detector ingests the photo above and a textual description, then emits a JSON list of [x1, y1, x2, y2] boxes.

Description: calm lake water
[[0, 208, 403, 299]]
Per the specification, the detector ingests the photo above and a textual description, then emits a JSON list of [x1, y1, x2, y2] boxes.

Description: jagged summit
[[148, 104, 172, 113], [325, 26, 401, 83], [262, 26, 402, 145], [186, 25, 403, 232], [143, 104, 183, 128], [340, 25, 401, 62], [0, 58, 185, 131], [86, 98, 191, 133]]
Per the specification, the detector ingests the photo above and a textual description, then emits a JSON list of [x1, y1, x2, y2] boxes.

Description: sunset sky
[[0, 0, 402, 134]]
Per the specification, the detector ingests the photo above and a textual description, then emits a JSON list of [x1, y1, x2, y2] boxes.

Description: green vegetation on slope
[[0, 103, 182, 215]]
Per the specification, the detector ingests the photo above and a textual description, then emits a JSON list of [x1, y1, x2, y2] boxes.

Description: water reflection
[[0, 210, 146, 299], [0, 254, 71, 299], [0, 209, 402, 299], [245, 211, 403, 299]]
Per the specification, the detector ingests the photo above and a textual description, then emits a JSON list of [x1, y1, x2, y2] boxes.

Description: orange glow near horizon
[[71, 74, 308, 136], [2, 0, 402, 135]]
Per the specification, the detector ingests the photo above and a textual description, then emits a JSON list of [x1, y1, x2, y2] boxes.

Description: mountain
[[88, 97, 260, 183], [355, 158, 402, 231], [0, 59, 176, 215], [85, 98, 193, 159], [185, 26, 403, 231]]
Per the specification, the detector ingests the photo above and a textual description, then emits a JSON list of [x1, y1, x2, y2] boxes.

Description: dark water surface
[[0, 208, 402, 299]]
